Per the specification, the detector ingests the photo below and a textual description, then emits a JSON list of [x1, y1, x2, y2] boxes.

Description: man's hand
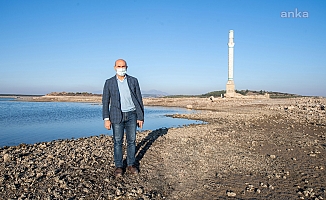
[[104, 120, 111, 130], [137, 120, 144, 129]]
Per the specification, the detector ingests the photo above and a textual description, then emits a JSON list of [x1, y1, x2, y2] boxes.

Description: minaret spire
[[228, 30, 234, 80], [226, 30, 236, 97]]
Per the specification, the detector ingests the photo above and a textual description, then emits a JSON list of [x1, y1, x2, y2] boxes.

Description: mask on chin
[[116, 68, 127, 76]]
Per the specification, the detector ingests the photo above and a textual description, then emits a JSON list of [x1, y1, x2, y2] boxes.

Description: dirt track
[[1, 97, 325, 199]]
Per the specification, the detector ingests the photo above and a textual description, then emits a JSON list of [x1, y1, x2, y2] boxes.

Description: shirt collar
[[116, 74, 127, 82]]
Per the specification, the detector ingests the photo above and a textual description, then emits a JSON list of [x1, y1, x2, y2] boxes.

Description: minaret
[[226, 30, 235, 97]]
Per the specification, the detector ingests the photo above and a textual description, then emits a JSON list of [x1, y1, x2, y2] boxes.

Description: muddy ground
[[1, 97, 325, 199]]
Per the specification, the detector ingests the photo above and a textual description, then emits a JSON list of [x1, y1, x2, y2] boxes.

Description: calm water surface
[[0, 98, 202, 147]]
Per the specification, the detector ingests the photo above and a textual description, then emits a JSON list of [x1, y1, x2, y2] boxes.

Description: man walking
[[102, 59, 144, 177]]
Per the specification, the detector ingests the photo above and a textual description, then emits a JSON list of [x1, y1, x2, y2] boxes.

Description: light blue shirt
[[117, 76, 136, 112]]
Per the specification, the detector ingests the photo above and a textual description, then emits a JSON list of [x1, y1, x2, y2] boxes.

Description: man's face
[[114, 60, 127, 71]]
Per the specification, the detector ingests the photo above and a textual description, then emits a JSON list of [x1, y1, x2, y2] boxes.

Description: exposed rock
[[269, 154, 276, 159], [3, 153, 10, 162], [226, 191, 237, 197]]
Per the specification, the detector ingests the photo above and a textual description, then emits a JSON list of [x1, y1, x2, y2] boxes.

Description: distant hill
[[46, 92, 101, 96], [0, 94, 43, 97], [142, 90, 169, 98], [42, 89, 306, 99], [165, 90, 305, 99], [234, 90, 303, 98], [42, 90, 169, 98]]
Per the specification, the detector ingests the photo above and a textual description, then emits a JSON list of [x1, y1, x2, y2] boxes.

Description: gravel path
[[1, 97, 325, 199]]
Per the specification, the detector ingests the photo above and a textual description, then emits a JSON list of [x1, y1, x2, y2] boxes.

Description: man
[[102, 59, 144, 177]]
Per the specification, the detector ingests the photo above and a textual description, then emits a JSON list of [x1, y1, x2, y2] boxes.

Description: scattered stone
[[3, 153, 10, 162], [227, 191, 237, 197]]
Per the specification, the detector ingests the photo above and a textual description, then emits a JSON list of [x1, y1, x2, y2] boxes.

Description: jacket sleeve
[[134, 78, 144, 121], [102, 80, 111, 120]]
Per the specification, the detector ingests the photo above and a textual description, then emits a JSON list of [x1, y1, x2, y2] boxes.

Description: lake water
[[0, 98, 202, 147]]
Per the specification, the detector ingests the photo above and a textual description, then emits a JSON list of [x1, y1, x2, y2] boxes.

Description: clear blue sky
[[1, 0, 325, 96]]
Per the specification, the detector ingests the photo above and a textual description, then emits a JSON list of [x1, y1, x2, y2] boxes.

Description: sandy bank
[[19, 95, 102, 103]]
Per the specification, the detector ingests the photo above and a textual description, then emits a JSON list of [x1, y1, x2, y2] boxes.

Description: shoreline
[[1, 97, 325, 199], [13, 95, 103, 103]]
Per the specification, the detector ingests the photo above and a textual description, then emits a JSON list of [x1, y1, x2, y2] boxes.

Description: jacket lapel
[[111, 75, 121, 105]]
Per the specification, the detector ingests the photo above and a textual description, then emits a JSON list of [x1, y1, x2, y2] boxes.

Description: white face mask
[[116, 68, 127, 76]]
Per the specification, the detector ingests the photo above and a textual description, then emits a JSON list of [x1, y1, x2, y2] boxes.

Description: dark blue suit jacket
[[102, 74, 144, 124]]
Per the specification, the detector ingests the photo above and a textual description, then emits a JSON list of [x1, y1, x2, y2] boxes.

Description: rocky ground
[[1, 97, 325, 199]]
